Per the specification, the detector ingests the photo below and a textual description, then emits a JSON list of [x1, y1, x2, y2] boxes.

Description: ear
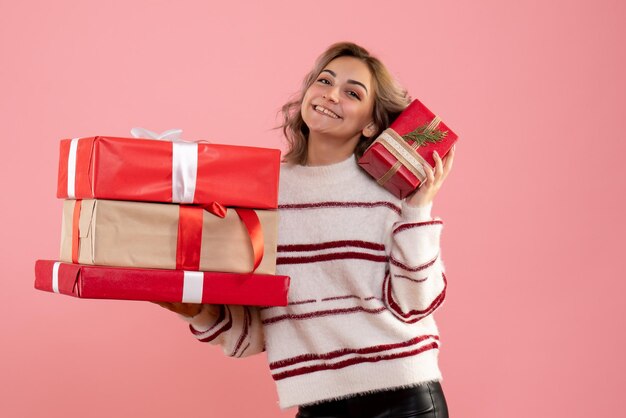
[[362, 122, 378, 138]]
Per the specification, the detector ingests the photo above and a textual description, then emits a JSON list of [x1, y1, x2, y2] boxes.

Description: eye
[[347, 91, 361, 100], [317, 78, 331, 85]]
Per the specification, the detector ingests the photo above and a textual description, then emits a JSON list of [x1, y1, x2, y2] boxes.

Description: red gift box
[[57, 136, 281, 209], [358, 99, 458, 199], [34, 260, 290, 306]]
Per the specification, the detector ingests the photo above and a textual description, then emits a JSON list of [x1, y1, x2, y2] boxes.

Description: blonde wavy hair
[[279, 42, 411, 165]]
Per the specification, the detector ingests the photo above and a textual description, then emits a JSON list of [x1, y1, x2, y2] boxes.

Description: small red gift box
[[34, 260, 290, 306], [358, 99, 458, 199], [57, 136, 281, 209]]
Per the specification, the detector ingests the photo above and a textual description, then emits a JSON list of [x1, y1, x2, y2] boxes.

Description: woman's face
[[301, 56, 376, 141]]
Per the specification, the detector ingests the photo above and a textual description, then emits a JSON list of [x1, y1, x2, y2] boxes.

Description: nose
[[322, 86, 340, 103]]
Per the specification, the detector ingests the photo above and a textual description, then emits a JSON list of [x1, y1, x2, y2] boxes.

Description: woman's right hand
[[406, 145, 455, 208], [152, 301, 205, 318]]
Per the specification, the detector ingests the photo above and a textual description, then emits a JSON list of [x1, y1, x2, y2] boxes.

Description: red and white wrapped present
[[34, 260, 290, 306], [57, 134, 280, 209], [358, 99, 458, 199]]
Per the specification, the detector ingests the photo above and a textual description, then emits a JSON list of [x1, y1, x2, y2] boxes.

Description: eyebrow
[[322, 69, 369, 94]]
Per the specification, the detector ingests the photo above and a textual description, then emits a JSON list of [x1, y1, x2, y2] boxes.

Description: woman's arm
[[382, 147, 454, 323]]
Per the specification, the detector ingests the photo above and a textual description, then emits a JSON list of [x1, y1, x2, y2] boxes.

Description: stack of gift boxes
[[35, 132, 290, 307]]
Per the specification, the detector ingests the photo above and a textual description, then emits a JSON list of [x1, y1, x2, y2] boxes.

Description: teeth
[[315, 105, 339, 119]]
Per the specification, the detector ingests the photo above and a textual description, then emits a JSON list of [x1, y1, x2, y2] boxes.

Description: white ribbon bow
[[130, 127, 198, 203], [130, 127, 184, 142]]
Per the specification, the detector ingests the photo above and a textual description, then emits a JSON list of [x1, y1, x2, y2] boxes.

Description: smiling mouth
[[313, 104, 341, 119]]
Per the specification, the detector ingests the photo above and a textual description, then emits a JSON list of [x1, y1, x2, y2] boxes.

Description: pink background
[[1, 0, 624, 417]]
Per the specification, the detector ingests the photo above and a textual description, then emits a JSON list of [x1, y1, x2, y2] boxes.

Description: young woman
[[158, 42, 455, 418]]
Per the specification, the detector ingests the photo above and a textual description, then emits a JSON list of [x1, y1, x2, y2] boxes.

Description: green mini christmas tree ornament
[[401, 123, 448, 147]]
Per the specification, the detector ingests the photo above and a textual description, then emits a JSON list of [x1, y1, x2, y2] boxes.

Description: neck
[[306, 131, 361, 166]]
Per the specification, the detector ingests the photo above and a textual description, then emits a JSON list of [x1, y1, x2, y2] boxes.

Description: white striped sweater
[[184, 154, 447, 409]]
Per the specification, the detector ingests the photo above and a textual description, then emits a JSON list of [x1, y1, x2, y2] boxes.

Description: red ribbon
[[71, 200, 82, 263], [176, 206, 204, 270], [199, 201, 227, 218], [234, 208, 264, 272], [175, 205, 264, 272]]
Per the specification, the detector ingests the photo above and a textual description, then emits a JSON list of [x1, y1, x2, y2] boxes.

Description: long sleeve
[[382, 202, 447, 323], [180, 304, 265, 358]]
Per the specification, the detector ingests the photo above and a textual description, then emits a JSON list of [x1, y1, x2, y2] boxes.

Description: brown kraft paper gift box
[[59, 199, 278, 275]]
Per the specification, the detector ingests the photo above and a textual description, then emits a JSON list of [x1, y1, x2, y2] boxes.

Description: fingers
[[442, 145, 455, 178], [433, 151, 444, 182], [422, 159, 435, 186], [152, 302, 196, 316], [152, 301, 178, 312], [435, 146, 456, 182], [424, 151, 443, 186]]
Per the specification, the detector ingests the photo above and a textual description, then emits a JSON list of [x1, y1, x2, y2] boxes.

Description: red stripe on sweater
[[239, 342, 251, 358], [192, 324, 234, 343], [189, 305, 225, 335], [277, 251, 388, 265], [384, 273, 447, 323], [289, 299, 317, 306], [231, 307, 250, 357], [238, 309, 254, 357], [193, 307, 234, 342], [394, 275, 428, 283], [262, 305, 387, 325], [392, 220, 443, 234], [389, 254, 438, 272], [259, 299, 317, 311], [271, 342, 440, 381], [321, 295, 362, 302], [269, 334, 440, 370], [263, 296, 379, 310], [278, 240, 385, 252], [279, 201, 402, 214]]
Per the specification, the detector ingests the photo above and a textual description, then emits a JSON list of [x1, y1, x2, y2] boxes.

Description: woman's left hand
[[406, 145, 456, 207]]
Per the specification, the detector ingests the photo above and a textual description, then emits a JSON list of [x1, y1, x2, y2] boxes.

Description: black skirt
[[295, 382, 449, 418]]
